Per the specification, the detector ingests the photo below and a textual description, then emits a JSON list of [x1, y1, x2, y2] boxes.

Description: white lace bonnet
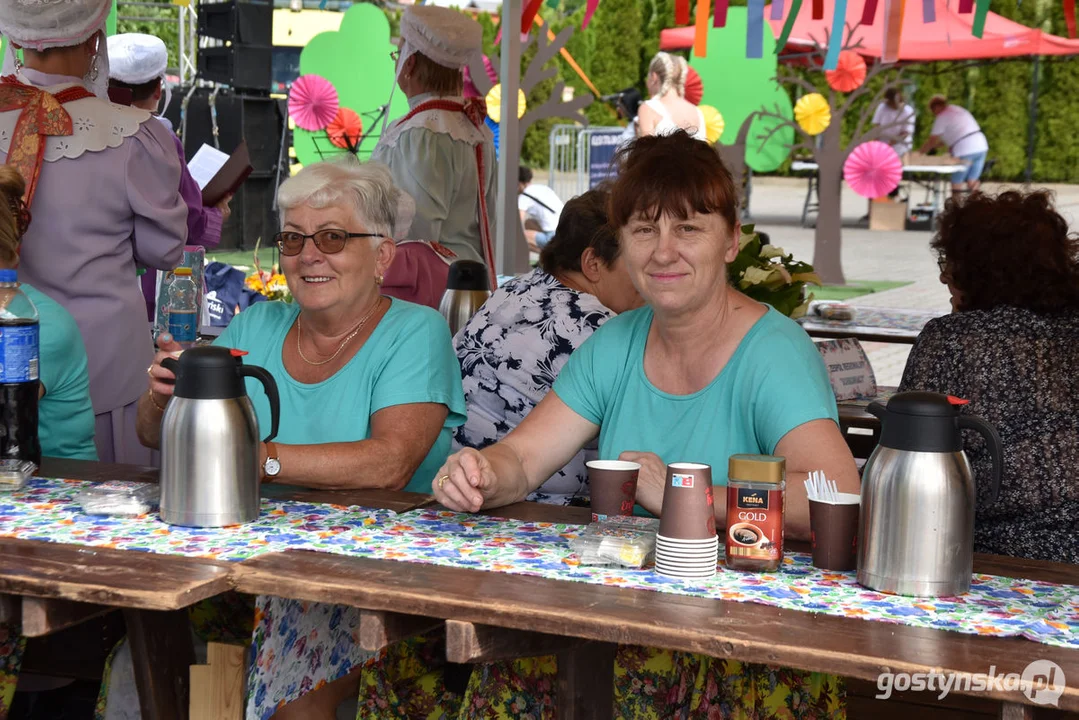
[[0, 0, 113, 98]]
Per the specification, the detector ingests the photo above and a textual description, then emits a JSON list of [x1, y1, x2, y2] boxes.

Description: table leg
[[802, 174, 816, 228], [556, 641, 616, 720], [124, 608, 196, 720], [998, 702, 1034, 720]]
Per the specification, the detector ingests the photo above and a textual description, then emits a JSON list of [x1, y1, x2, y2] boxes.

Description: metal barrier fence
[[547, 125, 626, 201]]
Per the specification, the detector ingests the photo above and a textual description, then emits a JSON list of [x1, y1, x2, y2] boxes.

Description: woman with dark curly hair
[[899, 189, 1079, 563]]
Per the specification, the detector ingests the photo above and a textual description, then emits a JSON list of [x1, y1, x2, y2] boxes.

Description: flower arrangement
[[728, 224, 820, 318], [244, 238, 293, 303]]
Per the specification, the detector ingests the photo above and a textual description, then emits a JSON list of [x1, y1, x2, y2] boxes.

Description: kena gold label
[[736, 488, 770, 510]]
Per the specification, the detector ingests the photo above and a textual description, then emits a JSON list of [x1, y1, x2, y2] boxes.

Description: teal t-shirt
[[23, 285, 98, 461], [552, 305, 838, 487], [215, 298, 466, 492]]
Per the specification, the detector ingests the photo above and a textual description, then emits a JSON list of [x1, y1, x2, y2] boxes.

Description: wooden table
[[234, 500, 1079, 719], [0, 458, 432, 720], [800, 307, 944, 345], [791, 160, 961, 228], [7, 460, 1079, 719]]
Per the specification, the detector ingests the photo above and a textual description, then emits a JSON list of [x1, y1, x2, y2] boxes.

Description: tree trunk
[[812, 124, 846, 285], [717, 114, 757, 218]]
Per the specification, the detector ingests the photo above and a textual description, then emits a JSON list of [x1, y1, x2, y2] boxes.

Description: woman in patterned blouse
[[453, 188, 641, 505], [899, 189, 1079, 563]]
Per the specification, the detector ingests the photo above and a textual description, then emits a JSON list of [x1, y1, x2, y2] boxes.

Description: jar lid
[[728, 454, 785, 484]]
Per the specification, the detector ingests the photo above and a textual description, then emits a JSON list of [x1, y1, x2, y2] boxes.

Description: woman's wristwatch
[[263, 441, 281, 480]]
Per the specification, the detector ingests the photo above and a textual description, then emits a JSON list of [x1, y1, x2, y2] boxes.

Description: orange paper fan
[[825, 51, 867, 93]]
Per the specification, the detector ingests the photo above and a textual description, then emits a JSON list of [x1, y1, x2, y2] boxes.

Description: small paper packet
[[570, 516, 659, 568], [78, 481, 160, 517]]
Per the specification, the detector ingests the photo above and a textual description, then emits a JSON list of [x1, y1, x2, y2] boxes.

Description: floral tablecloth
[[1, 478, 1077, 651]]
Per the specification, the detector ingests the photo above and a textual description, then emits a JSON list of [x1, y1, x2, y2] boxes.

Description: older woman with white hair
[[138, 159, 466, 720]]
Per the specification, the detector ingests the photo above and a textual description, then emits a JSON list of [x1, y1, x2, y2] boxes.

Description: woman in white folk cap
[[372, 5, 498, 288], [108, 32, 233, 319], [0, 0, 188, 464]]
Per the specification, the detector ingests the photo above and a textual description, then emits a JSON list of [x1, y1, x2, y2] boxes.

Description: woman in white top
[[637, 52, 706, 141]]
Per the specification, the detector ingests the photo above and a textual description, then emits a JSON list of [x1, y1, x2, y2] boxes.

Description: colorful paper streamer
[[923, 0, 937, 22], [715, 0, 730, 27], [747, 0, 766, 58], [823, 0, 848, 69], [521, 0, 546, 34], [813, 0, 824, 19], [776, 0, 804, 51], [958, 0, 974, 12], [1066, 0, 1078, 38], [695, 0, 712, 56], [676, 0, 690, 26], [882, 0, 906, 63], [582, 0, 600, 29], [770, 0, 786, 20], [861, 0, 879, 24], [971, 0, 989, 36]]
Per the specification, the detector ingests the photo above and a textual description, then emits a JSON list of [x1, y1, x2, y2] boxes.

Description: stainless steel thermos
[[858, 391, 1002, 597], [159, 346, 280, 527]]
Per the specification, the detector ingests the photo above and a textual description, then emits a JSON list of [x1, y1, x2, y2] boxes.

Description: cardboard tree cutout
[[294, 4, 407, 166], [756, 24, 905, 285], [467, 26, 593, 274], [690, 7, 794, 191]]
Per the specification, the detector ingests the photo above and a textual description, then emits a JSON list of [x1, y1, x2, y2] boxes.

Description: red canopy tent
[[660, 0, 1079, 59]]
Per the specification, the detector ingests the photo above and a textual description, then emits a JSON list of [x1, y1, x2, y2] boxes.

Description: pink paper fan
[[289, 74, 339, 132], [844, 141, 903, 199]]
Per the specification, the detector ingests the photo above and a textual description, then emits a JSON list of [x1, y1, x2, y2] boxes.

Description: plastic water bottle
[[167, 267, 199, 348], [0, 269, 40, 465]]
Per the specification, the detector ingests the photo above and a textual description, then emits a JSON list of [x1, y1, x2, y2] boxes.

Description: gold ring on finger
[[437, 474, 450, 489]]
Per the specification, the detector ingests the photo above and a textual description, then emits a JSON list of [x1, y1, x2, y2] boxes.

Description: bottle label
[[725, 485, 784, 565], [0, 324, 38, 382], [168, 310, 197, 343]]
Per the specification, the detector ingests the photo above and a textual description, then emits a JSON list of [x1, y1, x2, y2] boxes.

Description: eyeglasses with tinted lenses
[[275, 229, 383, 256], [390, 49, 400, 62]]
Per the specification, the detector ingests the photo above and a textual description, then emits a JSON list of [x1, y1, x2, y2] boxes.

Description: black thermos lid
[[445, 260, 490, 291]]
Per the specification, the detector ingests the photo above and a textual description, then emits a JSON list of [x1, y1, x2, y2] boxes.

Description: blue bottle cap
[[0, 269, 16, 283]]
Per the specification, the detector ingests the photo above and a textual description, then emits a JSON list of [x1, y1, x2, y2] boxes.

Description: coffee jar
[[725, 454, 786, 572]]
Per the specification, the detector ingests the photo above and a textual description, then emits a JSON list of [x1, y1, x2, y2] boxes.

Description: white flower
[[740, 266, 777, 288]]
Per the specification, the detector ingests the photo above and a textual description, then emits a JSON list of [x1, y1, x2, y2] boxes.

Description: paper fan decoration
[[794, 93, 831, 136], [699, 105, 725, 143], [482, 55, 499, 85], [844, 140, 903, 198], [825, 51, 868, 92], [288, 74, 339, 132], [485, 116, 500, 154], [486, 84, 527, 124], [327, 107, 363, 150], [684, 66, 704, 105]]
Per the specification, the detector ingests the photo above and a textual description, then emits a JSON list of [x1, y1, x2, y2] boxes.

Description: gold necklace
[[296, 297, 383, 366]]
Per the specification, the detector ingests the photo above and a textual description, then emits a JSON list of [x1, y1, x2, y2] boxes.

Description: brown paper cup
[[587, 460, 640, 519], [658, 463, 716, 541], [809, 493, 860, 571]]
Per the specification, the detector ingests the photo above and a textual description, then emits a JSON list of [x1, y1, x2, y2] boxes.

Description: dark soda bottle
[[0, 269, 40, 466]]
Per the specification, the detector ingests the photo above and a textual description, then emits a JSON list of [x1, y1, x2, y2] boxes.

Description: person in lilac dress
[[0, 0, 188, 464], [108, 33, 233, 320]]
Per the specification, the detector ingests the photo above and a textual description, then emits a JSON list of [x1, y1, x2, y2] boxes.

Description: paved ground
[[718, 176, 1078, 385]]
